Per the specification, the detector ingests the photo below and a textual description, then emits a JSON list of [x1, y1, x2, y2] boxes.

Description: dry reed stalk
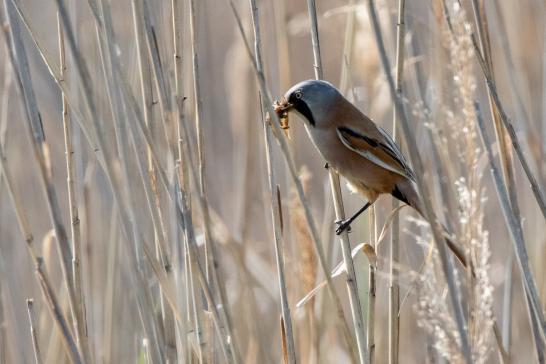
[[2, 4, 83, 354], [35, 260, 81, 364], [227, 1, 356, 358], [170, 0, 192, 361], [471, 38, 546, 341], [248, 1, 296, 362], [267, 181, 296, 363], [130, 1, 177, 358], [470, 2, 543, 357], [469, 0, 520, 216], [338, 0, 356, 95], [139, 0, 173, 146], [223, 238, 270, 361], [475, 100, 546, 345], [132, 0, 165, 252], [272, 0, 291, 91], [437, 5, 512, 361], [280, 316, 289, 364], [490, 2, 544, 180], [57, 15, 90, 363], [92, 2, 168, 361], [182, 229, 205, 364], [304, 1, 367, 362], [102, 211, 119, 364], [186, 3, 238, 360], [489, 1, 539, 354], [289, 167, 317, 362], [467, 2, 543, 360], [188, 0, 211, 279], [469, 34, 546, 221], [54, 1, 184, 361], [91, 68, 229, 360], [389, 1, 405, 362], [176, 99, 238, 363], [364, 0, 472, 361], [332, 6, 357, 360], [0, 282, 5, 363], [0, 141, 79, 363], [26, 299, 42, 364], [367, 206, 376, 364], [142, 243, 186, 326]]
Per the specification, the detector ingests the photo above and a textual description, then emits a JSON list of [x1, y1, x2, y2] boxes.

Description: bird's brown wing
[[336, 126, 415, 181]]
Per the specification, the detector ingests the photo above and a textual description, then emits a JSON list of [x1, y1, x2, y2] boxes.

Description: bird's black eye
[[294, 90, 303, 99]]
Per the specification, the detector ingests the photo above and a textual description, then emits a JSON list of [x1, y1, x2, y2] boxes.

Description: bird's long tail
[[393, 180, 468, 268]]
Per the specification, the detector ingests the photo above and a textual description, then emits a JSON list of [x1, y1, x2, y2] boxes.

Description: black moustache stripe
[[292, 98, 316, 126]]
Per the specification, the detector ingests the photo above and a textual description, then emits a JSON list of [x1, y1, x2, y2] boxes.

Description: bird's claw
[[335, 219, 352, 235]]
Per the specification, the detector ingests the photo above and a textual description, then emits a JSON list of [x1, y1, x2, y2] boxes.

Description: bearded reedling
[[274, 79, 466, 266]]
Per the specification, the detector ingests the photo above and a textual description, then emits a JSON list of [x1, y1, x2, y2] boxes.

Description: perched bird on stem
[[274, 79, 466, 266]]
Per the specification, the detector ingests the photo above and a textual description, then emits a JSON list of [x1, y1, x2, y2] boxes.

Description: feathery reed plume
[[415, 177, 493, 363]]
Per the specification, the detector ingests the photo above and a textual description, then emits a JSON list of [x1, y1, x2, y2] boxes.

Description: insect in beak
[[272, 97, 293, 139], [273, 97, 293, 131]]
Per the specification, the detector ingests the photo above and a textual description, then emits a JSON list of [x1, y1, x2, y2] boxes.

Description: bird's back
[[306, 96, 416, 203]]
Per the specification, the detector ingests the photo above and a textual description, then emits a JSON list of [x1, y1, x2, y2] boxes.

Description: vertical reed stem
[[57, 15, 89, 363], [248, 0, 296, 361], [367, 206, 377, 363], [305, 1, 368, 362], [389, 1, 405, 362]]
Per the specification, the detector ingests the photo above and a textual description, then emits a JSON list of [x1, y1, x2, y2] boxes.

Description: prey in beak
[[273, 97, 293, 131]]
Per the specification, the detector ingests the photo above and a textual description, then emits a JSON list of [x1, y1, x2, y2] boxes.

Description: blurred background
[[0, 0, 545, 363]]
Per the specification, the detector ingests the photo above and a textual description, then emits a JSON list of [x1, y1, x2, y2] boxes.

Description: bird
[[274, 79, 466, 266]]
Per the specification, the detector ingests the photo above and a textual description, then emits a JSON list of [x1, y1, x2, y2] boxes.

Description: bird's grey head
[[276, 80, 341, 128]]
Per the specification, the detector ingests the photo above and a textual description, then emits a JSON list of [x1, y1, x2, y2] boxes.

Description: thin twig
[[3, 3, 81, 353]]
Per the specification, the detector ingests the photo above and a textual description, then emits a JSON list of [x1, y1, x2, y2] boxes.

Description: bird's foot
[[335, 219, 352, 235]]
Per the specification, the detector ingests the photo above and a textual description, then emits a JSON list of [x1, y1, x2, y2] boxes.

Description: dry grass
[[0, 0, 545, 363]]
